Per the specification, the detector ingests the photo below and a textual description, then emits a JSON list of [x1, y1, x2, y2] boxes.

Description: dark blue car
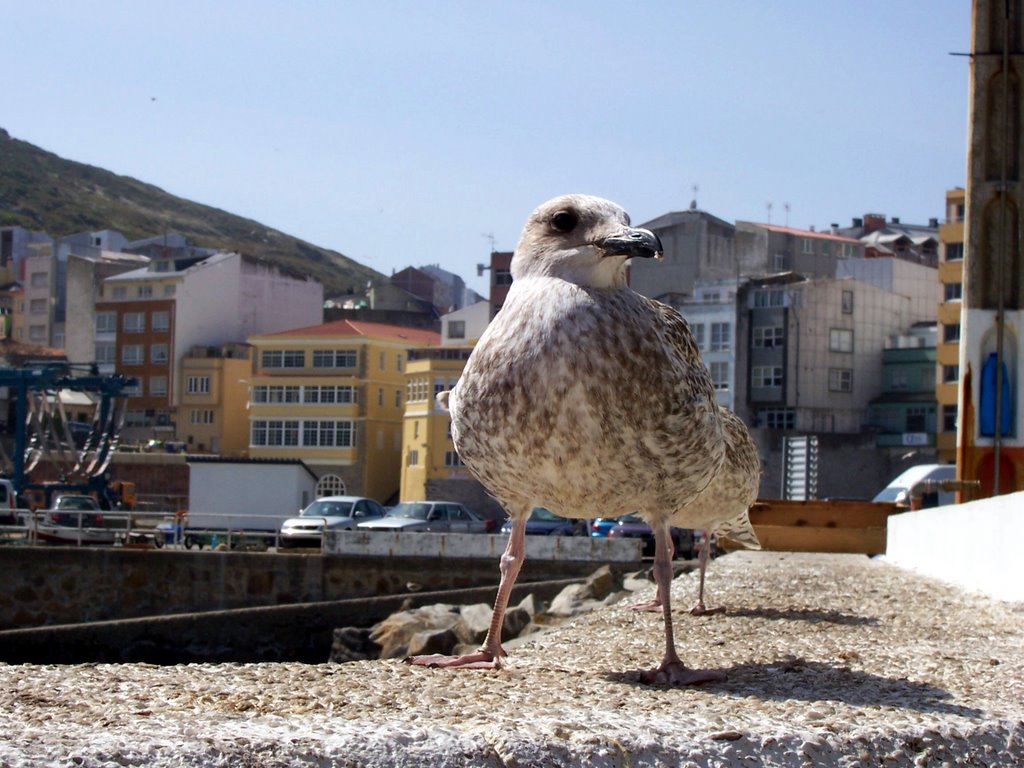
[[501, 507, 586, 536]]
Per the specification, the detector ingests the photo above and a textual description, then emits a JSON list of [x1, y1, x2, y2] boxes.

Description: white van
[[872, 464, 957, 508]]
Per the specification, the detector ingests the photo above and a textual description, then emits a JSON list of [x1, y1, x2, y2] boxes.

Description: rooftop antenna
[[477, 233, 497, 277], [766, 202, 773, 224], [482, 232, 496, 253], [784, 202, 791, 228], [690, 184, 699, 210]]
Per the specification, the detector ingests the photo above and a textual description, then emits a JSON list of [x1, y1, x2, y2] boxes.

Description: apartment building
[[247, 319, 440, 503], [735, 266, 937, 434], [937, 188, 966, 463], [866, 325, 939, 450], [96, 251, 322, 439], [177, 343, 254, 455]]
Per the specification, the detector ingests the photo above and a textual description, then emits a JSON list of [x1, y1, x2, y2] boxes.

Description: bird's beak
[[595, 227, 663, 260]]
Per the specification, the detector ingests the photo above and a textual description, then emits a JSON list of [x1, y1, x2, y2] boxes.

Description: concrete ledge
[[325, 530, 641, 561], [886, 490, 1024, 602]]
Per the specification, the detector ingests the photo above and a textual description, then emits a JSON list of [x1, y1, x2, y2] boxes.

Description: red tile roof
[[253, 319, 440, 345]]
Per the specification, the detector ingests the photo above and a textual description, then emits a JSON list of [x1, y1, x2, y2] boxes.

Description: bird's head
[[511, 194, 663, 288]]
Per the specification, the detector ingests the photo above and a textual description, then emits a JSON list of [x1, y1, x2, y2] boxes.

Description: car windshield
[[386, 503, 431, 520], [302, 501, 354, 517], [872, 487, 904, 502], [55, 497, 96, 510]]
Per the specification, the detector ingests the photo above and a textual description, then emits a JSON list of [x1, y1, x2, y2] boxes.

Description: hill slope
[[0, 129, 382, 297]]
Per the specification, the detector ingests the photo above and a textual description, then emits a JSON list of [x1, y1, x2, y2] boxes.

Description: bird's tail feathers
[[715, 511, 761, 550]]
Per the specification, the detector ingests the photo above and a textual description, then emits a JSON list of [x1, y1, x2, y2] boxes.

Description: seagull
[[405, 193, 732, 685], [631, 406, 762, 616]]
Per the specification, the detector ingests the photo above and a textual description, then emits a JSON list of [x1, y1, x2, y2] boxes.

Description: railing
[[0, 508, 285, 551]]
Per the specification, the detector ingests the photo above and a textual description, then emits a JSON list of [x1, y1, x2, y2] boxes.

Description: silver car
[[356, 501, 493, 533], [279, 496, 385, 547]]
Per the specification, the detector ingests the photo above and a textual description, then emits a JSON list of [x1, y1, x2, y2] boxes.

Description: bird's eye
[[551, 210, 578, 233]]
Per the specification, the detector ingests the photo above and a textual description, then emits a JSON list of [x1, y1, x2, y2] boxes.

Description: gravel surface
[[3, 551, 1023, 767]]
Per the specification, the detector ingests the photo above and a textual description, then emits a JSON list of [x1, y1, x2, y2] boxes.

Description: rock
[[546, 566, 624, 617], [582, 564, 622, 601], [407, 627, 461, 657], [329, 627, 379, 663], [369, 604, 461, 659], [516, 592, 538, 618], [459, 603, 494, 644], [502, 605, 532, 640]]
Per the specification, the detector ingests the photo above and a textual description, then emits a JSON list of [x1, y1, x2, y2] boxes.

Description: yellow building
[[937, 187, 965, 462], [247, 319, 440, 503], [177, 343, 254, 455], [400, 347, 473, 501]]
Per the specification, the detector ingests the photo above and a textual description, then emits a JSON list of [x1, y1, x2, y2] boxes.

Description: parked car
[[589, 518, 618, 537], [500, 507, 587, 536], [872, 464, 957, 508], [357, 501, 493, 533], [28, 494, 116, 545], [606, 514, 695, 559], [278, 495, 386, 548]]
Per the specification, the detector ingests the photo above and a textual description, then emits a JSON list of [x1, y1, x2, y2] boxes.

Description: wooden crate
[[719, 499, 902, 555]]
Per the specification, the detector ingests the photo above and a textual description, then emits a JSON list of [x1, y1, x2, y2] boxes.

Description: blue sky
[[3, 2, 970, 296]]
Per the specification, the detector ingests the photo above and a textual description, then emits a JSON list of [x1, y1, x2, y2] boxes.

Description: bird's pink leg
[[639, 521, 725, 686], [405, 516, 527, 670], [690, 529, 725, 616], [629, 534, 673, 613]]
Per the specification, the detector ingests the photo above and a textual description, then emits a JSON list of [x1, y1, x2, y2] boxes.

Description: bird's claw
[[639, 662, 726, 686], [689, 604, 727, 617], [404, 650, 503, 670]]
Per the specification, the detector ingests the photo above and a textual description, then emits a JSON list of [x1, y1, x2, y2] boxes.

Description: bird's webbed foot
[[628, 597, 663, 613], [689, 602, 727, 617], [404, 648, 505, 670], [639, 660, 726, 686]]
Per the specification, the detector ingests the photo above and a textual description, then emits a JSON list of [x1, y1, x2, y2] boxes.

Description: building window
[[396, 353, 403, 372], [828, 368, 853, 392], [29, 325, 46, 342], [891, 371, 908, 390], [152, 311, 170, 332], [395, 389, 402, 407], [163, 285, 176, 297], [312, 349, 357, 368], [149, 376, 168, 396], [942, 404, 958, 432], [379, 351, 386, 370], [709, 322, 730, 352], [752, 326, 784, 348], [377, 388, 384, 406], [95, 343, 116, 365], [710, 361, 729, 390], [30, 272, 48, 288], [942, 365, 960, 383], [151, 343, 169, 364], [262, 349, 305, 368], [801, 238, 813, 254], [303, 420, 355, 448], [112, 286, 128, 299], [906, 406, 928, 432], [752, 289, 786, 308], [944, 282, 963, 301], [445, 451, 464, 467], [304, 385, 358, 404], [122, 344, 145, 365], [760, 408, 795, 429], [945, 242, 964, 261], [137, 285, 153, 298], [190, 409, 215, 425], [123, 312, 145, 333], [251, 419, 300, 447], [186, 376, 210, 395], [29, 298, 47, 315], [251, 385, 300, 403], [829, 328, 853, 353], [494, 269, 513, 286], [943, 323, 961, 343], [692, 323, 705, 350], [407, 449, 420, 466], [842, 290, 854, 314], [448, 320, 466, 339], [752, 366, 783, 387], [96, 311, 117, 334]]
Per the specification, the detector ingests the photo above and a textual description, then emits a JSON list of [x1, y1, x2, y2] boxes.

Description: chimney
[[891, 216, 900, 224], [864, 214, 886, 233], [852, 217, 863, 228], [830, 223, 839, 235], [929, 217, 939, 228]]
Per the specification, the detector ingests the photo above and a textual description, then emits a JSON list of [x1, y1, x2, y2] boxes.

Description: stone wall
[[0, 546, 616, 630]]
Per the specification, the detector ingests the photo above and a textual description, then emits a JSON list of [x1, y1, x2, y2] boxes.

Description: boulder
[[329, 627, 379, 663], [406, 627, 461, 657], [369, 604, 461, 659]]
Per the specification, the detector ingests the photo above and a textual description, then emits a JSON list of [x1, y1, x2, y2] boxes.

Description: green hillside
[[0, 129, 382, 298]]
